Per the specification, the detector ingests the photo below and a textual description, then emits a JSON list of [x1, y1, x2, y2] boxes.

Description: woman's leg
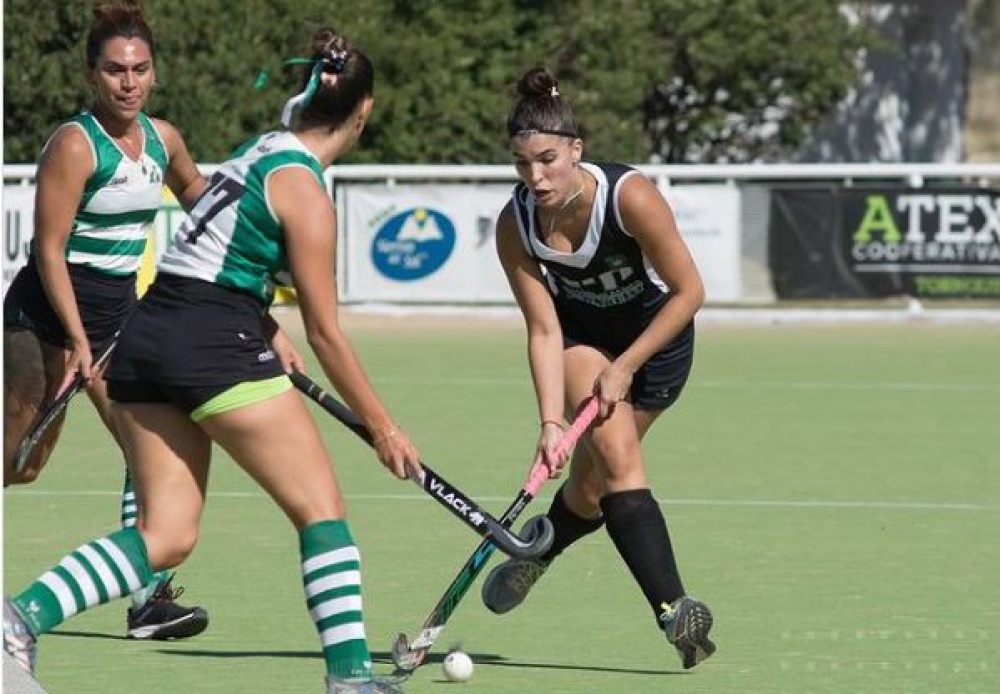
[[3, 330, 67, 486], [561, 345, 714, 667], [481, 344, 647, 614], [112, 402, 211, 569], [198, 388, 373, 682], [483, 343, 680, 616], [3, 400, 210, 672], [111, 400, 212, 638], [84, 377, 205, 636]]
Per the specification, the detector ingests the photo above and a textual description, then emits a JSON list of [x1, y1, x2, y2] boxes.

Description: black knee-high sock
[[539, 485, 605, 563], [601, 489, 685, 619]]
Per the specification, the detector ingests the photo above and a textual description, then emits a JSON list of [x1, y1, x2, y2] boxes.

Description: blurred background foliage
[[4, 1, 993, 164]]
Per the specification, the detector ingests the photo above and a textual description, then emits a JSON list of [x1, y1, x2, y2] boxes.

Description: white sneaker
[[325, 674, 406, 693], [3, 599, 37, 674]]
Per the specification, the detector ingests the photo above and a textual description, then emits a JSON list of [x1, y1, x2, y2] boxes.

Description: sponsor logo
[[428, 477, 484, 527], [553, 260, 645, 308], [257, 349, 275, 362], [850, 193, 1000, 270], [109, 175, 128, 186], [371, 207, 456, 281]]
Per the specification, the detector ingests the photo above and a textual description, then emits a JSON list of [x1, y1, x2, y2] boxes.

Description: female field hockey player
[[4, 25, 419, 694], [481, 65, 717, 670], [2, 0, 208, 641]]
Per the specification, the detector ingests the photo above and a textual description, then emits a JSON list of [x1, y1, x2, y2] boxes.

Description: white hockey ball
[[442, 650, 474, 682]]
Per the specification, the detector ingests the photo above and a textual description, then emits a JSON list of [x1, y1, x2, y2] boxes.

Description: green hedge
[[3, 0, 869, 164]]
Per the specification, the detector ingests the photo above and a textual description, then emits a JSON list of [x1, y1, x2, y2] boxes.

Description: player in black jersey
[[482, 65, 716, 670]]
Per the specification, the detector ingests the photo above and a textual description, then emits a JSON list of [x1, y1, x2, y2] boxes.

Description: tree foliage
[[3, 0, 871, 164], [642, 0, 873, 162]]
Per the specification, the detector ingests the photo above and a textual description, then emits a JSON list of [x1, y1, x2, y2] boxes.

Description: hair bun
[[516, 65, 558, 99], [311, 28, 350, 74], [323, 48, 349, 73]]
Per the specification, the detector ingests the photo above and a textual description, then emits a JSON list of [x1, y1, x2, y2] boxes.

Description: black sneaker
[[480, 557, 550, 615], [660, 596, 716, 669], [126, 574, 209, 640]]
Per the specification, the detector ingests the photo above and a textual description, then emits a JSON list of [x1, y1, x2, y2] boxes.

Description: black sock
[[540, 485, 605, 563], [601, 489, 685, 619]]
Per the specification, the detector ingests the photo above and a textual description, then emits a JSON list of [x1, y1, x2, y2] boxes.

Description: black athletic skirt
[[105, 273, 285, 411], [3, 255, 136, 350], [564, 320, 695, 412]]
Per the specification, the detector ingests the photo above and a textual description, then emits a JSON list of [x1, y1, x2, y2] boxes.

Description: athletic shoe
[[481, 557, 550, 615], [126, 574, 209, 640], [3, 599, 37, 674], [325, 675, 406, 693], [660, 596, 716, 669]]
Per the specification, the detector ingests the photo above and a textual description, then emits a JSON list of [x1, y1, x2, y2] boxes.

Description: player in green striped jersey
[[3, 1, 209, 646], [7, 23, 418, 694]]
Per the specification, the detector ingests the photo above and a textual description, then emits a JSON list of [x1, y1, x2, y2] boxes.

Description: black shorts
[[565, 320, 695, 412], [3, 255, 136, 350], [105, 273, 285, 413]]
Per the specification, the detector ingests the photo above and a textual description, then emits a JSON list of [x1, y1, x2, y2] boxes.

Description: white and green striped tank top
[[158, 130, 326, 306], [57, 111, 168, 275]]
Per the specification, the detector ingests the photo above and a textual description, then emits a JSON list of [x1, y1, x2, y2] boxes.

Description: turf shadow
[[49, 636, 680, 677]]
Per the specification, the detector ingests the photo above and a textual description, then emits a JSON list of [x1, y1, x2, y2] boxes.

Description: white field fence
[[5, 162, 1000, 322]]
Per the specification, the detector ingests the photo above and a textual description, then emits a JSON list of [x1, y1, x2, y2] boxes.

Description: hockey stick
[[12, 334, 119, 475], [391, 395, 600, 671], [289, 371, 555, 560]]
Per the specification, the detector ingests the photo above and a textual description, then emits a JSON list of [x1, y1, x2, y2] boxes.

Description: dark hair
[[296, 28, 374, 130], [86, 1, 155, 69], [506, 66, 580, 139]]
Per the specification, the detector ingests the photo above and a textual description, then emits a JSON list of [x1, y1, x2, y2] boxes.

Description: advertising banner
[[3, 186, 35, 295], [7, 177, 744, 304], [659, 185, 742, 302], [770, 187, 1000, 299], [343, 182, 743, 304], [341, 184, 513, 303]]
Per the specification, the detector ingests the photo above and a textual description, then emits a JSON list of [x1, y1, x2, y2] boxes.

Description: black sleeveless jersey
[[511, 162, 684, 355]]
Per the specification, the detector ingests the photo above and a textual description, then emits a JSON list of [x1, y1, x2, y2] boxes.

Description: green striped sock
[[300, 520, 372, 679], [12, 527, 154, 635], [119, 471, 169, 608], [120, 471, 138, 528]]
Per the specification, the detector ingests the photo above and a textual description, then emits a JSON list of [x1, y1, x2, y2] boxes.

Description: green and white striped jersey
[[158, 130, 325, 306], [56, 111, 168, 276]]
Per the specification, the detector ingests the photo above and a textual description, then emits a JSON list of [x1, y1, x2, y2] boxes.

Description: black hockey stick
[[12, 334, 119, 475], [392, 397, 600, 672], [390, 396, 600, 671], [290, 371, 554, 560]]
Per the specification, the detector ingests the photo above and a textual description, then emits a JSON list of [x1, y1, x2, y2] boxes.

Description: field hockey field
[[4, 311, 998, 694]]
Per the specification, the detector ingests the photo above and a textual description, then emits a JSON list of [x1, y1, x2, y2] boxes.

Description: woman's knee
[[588, 432, 640, 470], [4, 418, 62, 486], [140, 525, 200, 569], [564, 461, 604, 516], [579, 426, 646, 491], [7, 463, 42, 486]]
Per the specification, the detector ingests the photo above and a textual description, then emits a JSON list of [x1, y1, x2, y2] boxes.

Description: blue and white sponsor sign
[[342, 184, 513, 303], [371, 207, 456, 281]]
